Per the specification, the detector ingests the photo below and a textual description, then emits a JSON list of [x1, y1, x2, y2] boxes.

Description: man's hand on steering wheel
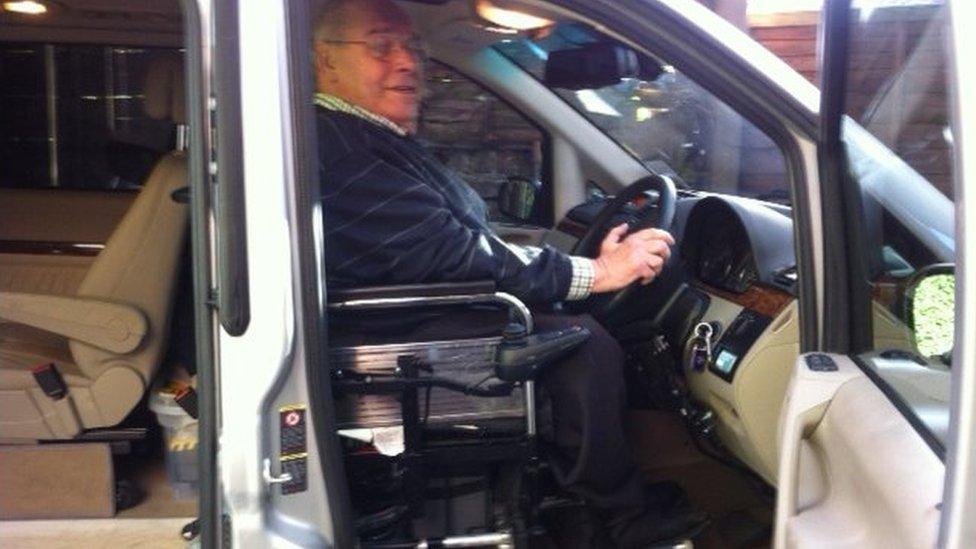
[[568, 174, 677, 322], [591, 223, 675, 293]]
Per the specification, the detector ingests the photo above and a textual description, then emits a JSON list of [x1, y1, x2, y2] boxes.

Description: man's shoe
[[605, 505, 710, 549]]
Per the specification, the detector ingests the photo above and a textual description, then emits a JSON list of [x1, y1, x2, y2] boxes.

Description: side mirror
[[544, 42, 665, 90], [904, 263, 955, 360], [497, 177, 540, 222]]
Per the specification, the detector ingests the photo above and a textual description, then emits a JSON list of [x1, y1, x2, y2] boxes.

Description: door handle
[[262, 458, 293, 485]]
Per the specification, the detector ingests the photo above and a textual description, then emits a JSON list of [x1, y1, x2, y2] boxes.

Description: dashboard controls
[[688, 321, 715, 371], [707, 310, 772, 382], [713, 348, 739, 375], [804, 353, 839, 372], [655, 285, 711, 354]]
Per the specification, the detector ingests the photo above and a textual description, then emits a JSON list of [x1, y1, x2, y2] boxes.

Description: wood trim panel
[[694, 281, 793, 318], [0, 240, 104, 257]]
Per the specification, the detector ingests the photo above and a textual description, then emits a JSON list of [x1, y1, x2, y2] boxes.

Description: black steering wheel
[[570, 175, 677, 322]]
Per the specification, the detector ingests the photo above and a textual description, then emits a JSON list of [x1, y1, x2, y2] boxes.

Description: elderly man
[[313, 0, 706, 546]]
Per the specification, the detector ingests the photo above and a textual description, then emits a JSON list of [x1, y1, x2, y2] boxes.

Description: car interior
[[0, 0, 198, 540], [320, 3, 807, 546], [0, 0, 939, 547]]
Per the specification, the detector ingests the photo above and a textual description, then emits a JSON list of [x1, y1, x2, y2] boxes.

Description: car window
[[0, 43, 181, 190], [841, 0, 954, 450], [416, 60, 551, 226], [494, 24, 790, 205]]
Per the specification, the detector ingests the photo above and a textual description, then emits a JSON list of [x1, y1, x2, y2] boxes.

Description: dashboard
[[678, 195, 796, 298], [561, 193, 801, 483], [695, 216, 758, 293], [673, 196, 800, 483]]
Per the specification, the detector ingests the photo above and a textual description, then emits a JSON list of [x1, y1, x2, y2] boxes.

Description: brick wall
[[748, 7, 953, 198], [748, 11, 820, 85], [418, 61, 544, 221]]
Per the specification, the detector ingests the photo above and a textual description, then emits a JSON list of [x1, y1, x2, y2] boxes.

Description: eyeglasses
[[322, 35, 428, 61]]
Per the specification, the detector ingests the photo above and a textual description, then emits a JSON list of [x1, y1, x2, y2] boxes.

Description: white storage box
[[149, 384, 198, 499]]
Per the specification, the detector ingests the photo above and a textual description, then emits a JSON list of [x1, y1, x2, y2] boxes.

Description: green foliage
[[913, 274, 955, 357]]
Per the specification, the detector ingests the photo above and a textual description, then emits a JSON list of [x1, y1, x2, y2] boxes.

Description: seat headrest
[[143, 52, 186, 125]]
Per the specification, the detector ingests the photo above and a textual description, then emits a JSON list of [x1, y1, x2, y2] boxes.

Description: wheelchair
[[327, 281, 693, 549]]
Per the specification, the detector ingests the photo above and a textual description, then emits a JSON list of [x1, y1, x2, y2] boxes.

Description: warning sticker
[[279, 405, 307, 456], [278, 404, 308, 495]]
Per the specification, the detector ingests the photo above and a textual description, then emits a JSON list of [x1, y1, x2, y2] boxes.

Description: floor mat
[[115, 453, 197, 519], [644, 463, 772, 549], [628, 410, 773, 549]]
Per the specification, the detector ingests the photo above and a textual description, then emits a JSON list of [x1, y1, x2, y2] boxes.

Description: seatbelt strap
[[174, 387, 199, 420], [31, 363, 68, 400], [31, 362, 82, 436]]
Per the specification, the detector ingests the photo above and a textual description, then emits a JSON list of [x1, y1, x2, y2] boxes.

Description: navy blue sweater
[[317, 107, 574, 304]]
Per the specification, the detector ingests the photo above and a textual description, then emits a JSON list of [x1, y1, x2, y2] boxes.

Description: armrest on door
[[0, 291, 147, 354], [773, 353, 863, 549]]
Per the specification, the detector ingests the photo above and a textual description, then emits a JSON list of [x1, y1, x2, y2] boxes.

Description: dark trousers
[[534, 313, 644, 510], [333, 307, 646, 511]]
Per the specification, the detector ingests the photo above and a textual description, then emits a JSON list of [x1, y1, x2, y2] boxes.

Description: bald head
[[313, 0, 411, 43], [313, 0, 352, 44], [313, 0, 424, 132]]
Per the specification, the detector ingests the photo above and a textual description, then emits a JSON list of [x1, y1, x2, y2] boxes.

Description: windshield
[[495, 23, 790, 205]]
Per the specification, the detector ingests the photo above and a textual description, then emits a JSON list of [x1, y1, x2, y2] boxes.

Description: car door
[[774, 0, 974, 547], [205, 1, 356, 547]]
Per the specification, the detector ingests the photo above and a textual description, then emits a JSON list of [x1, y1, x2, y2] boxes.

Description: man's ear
[[314, 42, 338, 79]]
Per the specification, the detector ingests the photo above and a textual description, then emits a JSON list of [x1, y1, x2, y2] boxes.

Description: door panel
[[776, 354, 944, 548], [786, 0, 957, 545]]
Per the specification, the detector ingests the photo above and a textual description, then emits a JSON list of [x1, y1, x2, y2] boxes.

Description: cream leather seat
[[0, 53, 188, 441]]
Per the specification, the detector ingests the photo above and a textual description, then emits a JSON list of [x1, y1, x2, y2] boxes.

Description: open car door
[[774, 0, 976, 547]]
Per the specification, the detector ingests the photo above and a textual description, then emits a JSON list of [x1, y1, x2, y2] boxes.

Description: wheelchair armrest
[[328, 281, 497, 303], [494, 325, 591, 382], [327, 280, 532, 334]]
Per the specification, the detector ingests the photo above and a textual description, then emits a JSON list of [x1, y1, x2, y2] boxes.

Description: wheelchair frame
[[327, 284, 542, 548]]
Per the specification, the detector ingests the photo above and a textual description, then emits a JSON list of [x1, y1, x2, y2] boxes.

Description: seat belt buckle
[[31, 363, 68, 400], [174, 387, 199, 420]]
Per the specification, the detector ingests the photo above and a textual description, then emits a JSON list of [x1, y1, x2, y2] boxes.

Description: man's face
[[316, 1, 424, 132]]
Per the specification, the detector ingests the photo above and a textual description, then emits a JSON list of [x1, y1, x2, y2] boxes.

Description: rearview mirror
[[544, 42, 664, 90], [904, 263, 955, 360]]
